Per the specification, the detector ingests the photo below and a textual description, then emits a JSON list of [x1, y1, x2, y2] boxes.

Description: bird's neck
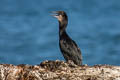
[[59, 21, 68, 37]]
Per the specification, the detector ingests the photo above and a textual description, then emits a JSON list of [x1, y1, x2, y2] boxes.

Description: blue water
[[0, 0, 120, 65]]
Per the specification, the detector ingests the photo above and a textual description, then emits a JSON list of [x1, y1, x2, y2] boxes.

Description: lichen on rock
[[0, 60, 120, 80]]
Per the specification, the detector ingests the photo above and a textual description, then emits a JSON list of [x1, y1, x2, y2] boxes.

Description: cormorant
[[52, 11, 82, 65]]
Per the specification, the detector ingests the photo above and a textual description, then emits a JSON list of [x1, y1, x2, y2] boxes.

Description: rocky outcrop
[[0, 60, 120, 80]]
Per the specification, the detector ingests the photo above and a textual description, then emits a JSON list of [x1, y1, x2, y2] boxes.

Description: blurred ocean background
[[0, 0, 120, 65]]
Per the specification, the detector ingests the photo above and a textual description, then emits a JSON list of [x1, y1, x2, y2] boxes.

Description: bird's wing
[[60, 39, 82, 64]]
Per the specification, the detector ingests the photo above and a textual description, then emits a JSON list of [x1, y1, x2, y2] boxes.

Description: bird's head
[[52, 11, 68, 23]]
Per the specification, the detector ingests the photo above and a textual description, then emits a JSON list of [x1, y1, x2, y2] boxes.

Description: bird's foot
[[67, 60, 77, 68]]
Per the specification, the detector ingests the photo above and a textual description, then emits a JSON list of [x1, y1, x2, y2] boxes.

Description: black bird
[[52, 11, 82, 65]]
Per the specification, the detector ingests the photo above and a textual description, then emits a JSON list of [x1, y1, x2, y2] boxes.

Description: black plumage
[[52, 11, 82, 65]]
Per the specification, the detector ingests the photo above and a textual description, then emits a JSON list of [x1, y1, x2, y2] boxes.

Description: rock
[[0, 60, 120, 80]]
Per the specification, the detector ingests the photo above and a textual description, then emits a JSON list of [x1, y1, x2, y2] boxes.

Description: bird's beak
[[51, 11, 59, 18]]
